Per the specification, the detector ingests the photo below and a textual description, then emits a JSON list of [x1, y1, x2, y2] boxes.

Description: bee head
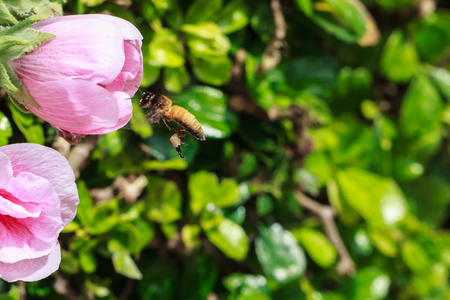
[[139, 91, 154, 108]]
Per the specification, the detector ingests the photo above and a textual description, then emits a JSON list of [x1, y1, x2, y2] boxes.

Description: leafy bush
[[1, 0, 450, 299]]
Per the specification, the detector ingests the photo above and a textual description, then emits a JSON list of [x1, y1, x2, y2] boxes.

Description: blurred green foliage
[[1, 0, 450, 299]]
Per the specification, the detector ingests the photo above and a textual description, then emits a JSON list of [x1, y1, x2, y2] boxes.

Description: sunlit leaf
[[145, 176, 182, 223], [292, 227, 337, 268], [189, 170, 239, 215], [201, 211, 249, 260], [148, 29, 184, 67], [399, 74, 443, 138], [255, 223, 306, 283], [112, 251, 143, 279], [380, 30, 419, 83]]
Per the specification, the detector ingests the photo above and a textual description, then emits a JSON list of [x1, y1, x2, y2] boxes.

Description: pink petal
[[0, 144, 78, 226], [0, 152, 13, 188], [0, 244, 61, 282], [0, 193, 41, 218], [22, 80, 120, 132], [34, 14, 143, 41], [83, 91, 133, 134], [0, 215, 56, 263], [10, 18, 126, 85], [103, 40, 143, 96]]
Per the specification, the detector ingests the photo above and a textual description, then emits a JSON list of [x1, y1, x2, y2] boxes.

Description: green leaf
[[0, 112, 12, 146], [295, 0, 313, 17], [380, 30, 419, 83], [223, 273, 270, 295], [60, 249, 80, 274], [201, 213, 249, 261], [148, 29, 184, 67], [79, 250, 97, 273], [351, 267, 391, 300], [74, 181, 94, 226], [402, 177, 450, 226], [427, 65, 450, 100], [112, 251, 143, 279], [181, 255, 218, 299], [141, 62, 160, 87], [369, 227, 398, 257], [336, 168, 407, 226], [293, 228, 337, 268], [176, 85, 236, 138], [7, 101, 44, 144], [255, 223, 307, 283], [399, 74, 443, 138], [327, 178, 360, 225], [181, 224, 202, 248], [414, 12, 450, 63], [185, 0, 222, 24], [401, 240, 431, 273], [181, 22, 222, 40], [189, 170, 239, 215], [163, 66, 189, 93], [286, 55, 338, 94], [309, 0, 366, 43], [213, 0, 249, 34], [88, 199, 120, 235], [145, 176, 182, 223], [190, 53, 232, 86]]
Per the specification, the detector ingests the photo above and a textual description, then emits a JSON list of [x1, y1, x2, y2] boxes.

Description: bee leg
[[162, 118, 177, 134], [177, 126, 187, 145], [170, 133, 184, 159]]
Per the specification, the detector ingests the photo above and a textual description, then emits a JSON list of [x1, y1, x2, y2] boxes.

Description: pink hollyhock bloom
[[0, 143, 79, 282], [7, 14, 144, 143]]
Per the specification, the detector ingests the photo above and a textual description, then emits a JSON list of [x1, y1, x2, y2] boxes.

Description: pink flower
[[7, 14, 143, 141], [0, 143, 79, 282]]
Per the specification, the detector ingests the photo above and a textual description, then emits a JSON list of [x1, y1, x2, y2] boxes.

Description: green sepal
[[1, 0, 62, 20], [0, 14, 56, 110], [0, 62, 37, 110], [0, 28, 55, 61], [0, 1, 18, 25]]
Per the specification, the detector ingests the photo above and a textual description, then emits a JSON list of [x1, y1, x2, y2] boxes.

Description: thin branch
[[295, 190, 356, 276], [261, 0, 287, 72]]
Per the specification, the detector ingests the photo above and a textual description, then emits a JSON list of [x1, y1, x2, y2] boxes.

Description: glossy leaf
[[380, 30, 419, 83], [255, 223, 306, 283], [163, 66, 189, 93], [202, 211, 249, 261], [336, 168, 407, 226], [399, 74, 443, 138], [213, 0, 249, 34], [112, 251, 143, 279], [293, 228, 337, 268], [190, 54, 232, 86], [189, 170, 239, 215], [148, 29, 184, 67], [0, 112, 12, 146], [145, 176, 182, 223], [185, 0, 222, 24]]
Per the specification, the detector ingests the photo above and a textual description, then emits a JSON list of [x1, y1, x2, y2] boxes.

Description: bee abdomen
[[168, 105, 205, 141]]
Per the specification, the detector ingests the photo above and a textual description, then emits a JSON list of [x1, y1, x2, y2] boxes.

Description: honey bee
[[138, 91, 205, 159]]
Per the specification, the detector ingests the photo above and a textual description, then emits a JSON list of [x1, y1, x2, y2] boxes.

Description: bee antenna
[[135, 85, 144, 96]]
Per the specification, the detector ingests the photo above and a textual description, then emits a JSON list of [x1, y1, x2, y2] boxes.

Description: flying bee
[[138, 91, 205, 159]]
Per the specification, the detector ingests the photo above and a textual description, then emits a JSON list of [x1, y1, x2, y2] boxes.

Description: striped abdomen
[[166, 105, 205, 140]]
